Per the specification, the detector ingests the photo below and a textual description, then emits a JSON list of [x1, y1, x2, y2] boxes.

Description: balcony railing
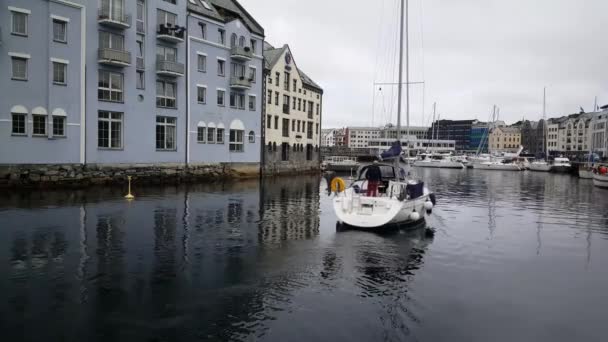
[[157, 24, 185, 43], [98, 48, 131, 66], [230, 76, 252, 90], [283, 104, 290, 114], [156, 59, 184, 77], [98, 8, 131, 29], [230, 46, 252, 61], [136, 57, 145, 70]]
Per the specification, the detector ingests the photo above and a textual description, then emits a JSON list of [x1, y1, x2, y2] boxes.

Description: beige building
[[489, 126, 521, 153], [263, 43, 323, 173]]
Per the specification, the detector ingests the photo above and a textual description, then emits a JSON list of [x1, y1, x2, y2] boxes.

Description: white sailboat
[[413, 153, 465, 169], [529, 87, 551, 172], [593, 171, 608, 188], [333, 0, 434, 229]]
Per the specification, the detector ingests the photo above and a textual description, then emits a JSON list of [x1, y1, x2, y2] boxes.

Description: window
[[197, 126, 206, 143], [282, 118, 290, 137], [307, 122, 313, 139], [231, 62, 245, 78], [230, 33, 237, 47], [156, 80, 176, 108], [229, 130, 244, 152], [275, 72, 280, 85], [98, 111, 123, 148], [136, 71, 145, 89], [11, 57, 28, 80], [98, 70, 123, 102], [163, 0, 176, 4], [156, 116, 176, 150], [293, 97, 296, 110], [248, 95, 256, 111], [218, 29, 225, 45], [297, 120, 301, 132], [274, 116, 279, 129], [284, 72, 290, 91], [137, 0, 146, 33], [267, 115, 271, 129], [207, 127, 216, 143], [197, 54, 206, 72], [308, 101, 314, 117], [156, 45, 177, 62], [52, 62, 67, 85], [197, 86, 207, 104], [248, 131, 255, 143], [217, 59, 225, 76], [316, 103, 320, 115], [316, 123, 319, 134], [293, 79, 297, 91], [274, 92, 279, 105], [229, 92, 236, 107], [217, 89, 225, 106], [303, 100, 306, 113], [298, 99, 301, 111], [249, 67, 256, 83], [267, 90, 272, 104], [217, 128, 225, 144], [268, 76, 272, 84], [99, 31, 125, 50], [136, 34, 145, 59], [239, 36, 245, 47], [53, 116, 66, 137], [11, 113, 26, 135], [53, 19, 67, 42], [199, 22, 206, 39], [11, 11, 28, 36], [237, 94, 245, 109], [157, 9, 177, 26], [292, 120, 295, 132], [250, 39, 257, 53]]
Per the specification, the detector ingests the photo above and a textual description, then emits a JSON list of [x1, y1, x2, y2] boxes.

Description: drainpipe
[[260, 58, 266, 178], [185, 13, 190, 166], [318, 91, 323, 164]]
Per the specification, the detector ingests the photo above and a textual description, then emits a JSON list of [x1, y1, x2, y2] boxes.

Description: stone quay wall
[[0, 163, 260, 188], [263, 149, 321, 175]]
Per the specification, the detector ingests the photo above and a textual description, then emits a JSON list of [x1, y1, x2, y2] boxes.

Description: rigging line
[[371, 0, 388, 127], [419, 0, 426, 129], [388, 0, 400, 126]]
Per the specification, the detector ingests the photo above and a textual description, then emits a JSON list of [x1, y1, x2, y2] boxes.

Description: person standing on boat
[[366, 161, 382, 197]]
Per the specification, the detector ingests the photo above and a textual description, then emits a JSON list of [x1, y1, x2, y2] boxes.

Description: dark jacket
[[365, 165, 382, 182]]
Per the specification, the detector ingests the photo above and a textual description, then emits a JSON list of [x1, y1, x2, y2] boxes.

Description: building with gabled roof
[[262, 42, 323, 174]]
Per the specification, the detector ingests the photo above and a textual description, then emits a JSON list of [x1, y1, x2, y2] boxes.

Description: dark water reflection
[[1, 170, 608, 341]]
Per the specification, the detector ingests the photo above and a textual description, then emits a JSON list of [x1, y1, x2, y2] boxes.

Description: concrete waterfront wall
[[0, 163, 260, 188], [262, 149, 320, 175]]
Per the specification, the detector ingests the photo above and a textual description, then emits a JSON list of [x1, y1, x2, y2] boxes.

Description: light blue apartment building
[[0, 0, 264, 168]]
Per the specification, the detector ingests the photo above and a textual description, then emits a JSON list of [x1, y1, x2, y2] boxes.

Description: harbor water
[[1, 169, 608, 341]]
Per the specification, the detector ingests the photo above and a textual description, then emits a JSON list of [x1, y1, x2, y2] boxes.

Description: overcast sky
[[246, 0, 608, 128]]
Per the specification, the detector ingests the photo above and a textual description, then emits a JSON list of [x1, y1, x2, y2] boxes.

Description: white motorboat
[[474, 159, 521, 171], [413, 153, 465, 169], [579, 169, 594, 179], [550, 157, 572, 173], [333, 164, 434, 228], [529, 160, 551, 172], [323, 156, 359, 172], [593, 172, 608, 188]]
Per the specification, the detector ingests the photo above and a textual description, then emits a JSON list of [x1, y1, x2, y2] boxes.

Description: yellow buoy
[[124, 176, 135, 200], [330, 177, 346, 193]]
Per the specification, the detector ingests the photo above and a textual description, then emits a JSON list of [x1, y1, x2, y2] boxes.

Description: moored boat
[[579, 168, 594, 179], [593, 173, 608, 188], [413, 153, 465, 169], [550, 157, 572, 173], [323, 156, 359, 172], [332, 164, 434, 228], [529, 160, 551, 172], [474, 160, 521, 171]]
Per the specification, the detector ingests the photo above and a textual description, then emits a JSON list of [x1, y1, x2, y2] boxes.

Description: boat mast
[[396, 0, 405, 162], [542, 87, 547, 160]]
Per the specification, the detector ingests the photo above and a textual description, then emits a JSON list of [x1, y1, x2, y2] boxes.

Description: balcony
[[136, 57, 144, 70], [98, 48, 131, 67], [98, 8, 131, 29], [230, 76, 252, 90], [283, 104, 290, 114], [230, 46, 252, 61], [157, 24, 185, 43], [156, 59, 184, 77]]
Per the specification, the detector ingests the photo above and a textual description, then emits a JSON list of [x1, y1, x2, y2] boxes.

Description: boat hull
[[326, 164, 359, 172], [473, 163, 521, 171], [579, 170, 594, 179], [550, 165, 571, 173], [333, 187, 432, 229], [529, 163, 551, 172], [593, 174, 608, 188], [413, 161, 465, 169]]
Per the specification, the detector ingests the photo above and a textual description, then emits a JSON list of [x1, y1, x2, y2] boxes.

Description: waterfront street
[[1, 170, 608, 341]]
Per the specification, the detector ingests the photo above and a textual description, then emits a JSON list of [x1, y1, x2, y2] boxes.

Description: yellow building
[[489, 126, 521, 153]]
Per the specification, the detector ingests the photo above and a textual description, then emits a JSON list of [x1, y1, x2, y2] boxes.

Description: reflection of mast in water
[[182, 190, 190, 267], [488, 185, 497, 239], [78, 204, 89, 302]]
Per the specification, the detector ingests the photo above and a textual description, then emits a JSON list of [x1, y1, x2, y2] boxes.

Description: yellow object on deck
[[331, 177, 346, 193]]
